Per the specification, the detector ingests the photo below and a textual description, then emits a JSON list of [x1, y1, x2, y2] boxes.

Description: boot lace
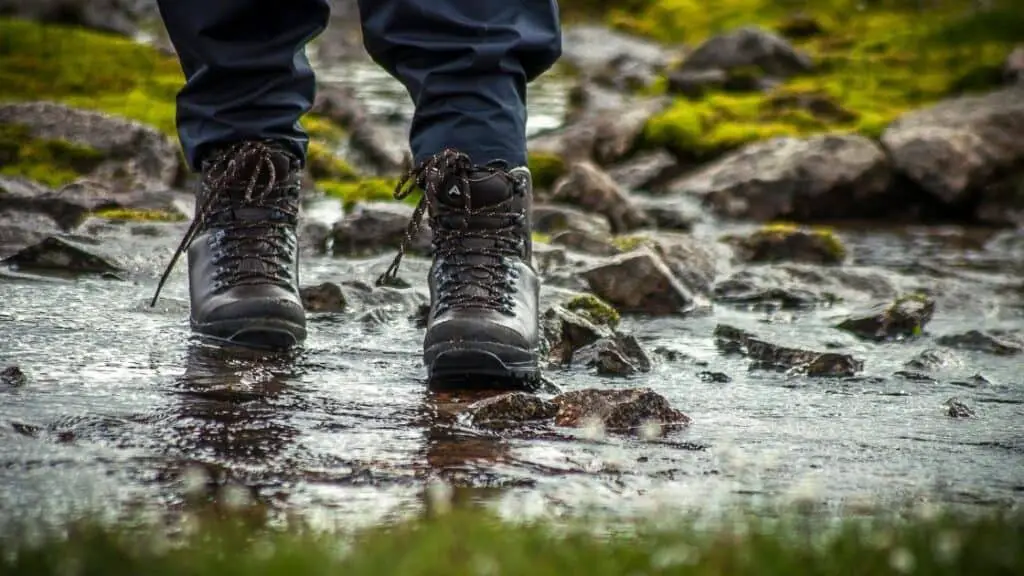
[[150, 141, 300, 307], [376, 148, 525, 316]]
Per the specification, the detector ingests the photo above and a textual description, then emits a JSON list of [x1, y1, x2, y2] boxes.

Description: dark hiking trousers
[[156, 0, 562, 171]]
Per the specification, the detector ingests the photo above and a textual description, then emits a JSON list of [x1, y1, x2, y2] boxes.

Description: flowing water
[[1, 60, 1023, 529]]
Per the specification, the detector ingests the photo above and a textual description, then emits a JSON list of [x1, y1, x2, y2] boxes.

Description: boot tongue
[[205, 144, 298, 222], [434, 168, 513, 211]]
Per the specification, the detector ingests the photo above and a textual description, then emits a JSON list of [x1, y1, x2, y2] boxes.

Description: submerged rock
[[466, 392, 559, 431], [714, 324, 863, 377], [935, 330, 1023, 356], [551, 162, 649, 233], [881, 86, 1024, 214], [0, 209, 62, 257], [0, 365, 26, 387], [300, 282, 348, 313], [836, 294, 936, 342], [552, 388, 690, 436], [945, 397, 975, 419], [725, 223, 847, 265], [0, 235, 123, 277], [668, 134, 892, 221], [904, 348, 964, 372]]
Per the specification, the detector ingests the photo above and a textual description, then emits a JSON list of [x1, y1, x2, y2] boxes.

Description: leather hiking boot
[[151, 140, 307, 349], [377, 149, 541, 386]]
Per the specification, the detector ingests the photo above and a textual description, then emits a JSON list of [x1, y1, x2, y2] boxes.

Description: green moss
[[4, 506, 1024, 576], [531, 231, 552, 245], [0, 18, 183, 136], [624, 1, 1021, 155], [307, 141, 359, 181], [565, 293, 621, 329], [734, 222, 848, 264], [319, 178, 401, 211], [609, 233, 653, 252], [90, 208, 186, 222], [0, 123, 105, 188], [527, 151, 567, 190]]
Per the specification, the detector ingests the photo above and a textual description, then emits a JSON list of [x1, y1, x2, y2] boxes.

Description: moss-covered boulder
[[835, 293, 936, 342], [725, 223, 847, 265]]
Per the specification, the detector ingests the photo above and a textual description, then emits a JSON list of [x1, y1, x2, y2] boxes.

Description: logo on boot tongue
[[447, 185, 462, 198]]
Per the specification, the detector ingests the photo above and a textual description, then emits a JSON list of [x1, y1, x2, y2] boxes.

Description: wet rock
[[880, 86, 1024, 213], [712, 264, 894, 310], [300, 282, 348, 313], [0, 102, 182, 188], [698, 371, 732, 383], [0, 210, 62, 257], [725, 224, 847, 265], [631, 196, 702, 232], [573, 334, 653, 377], [676, 26, 814, 80], [552, 388, 690, 435], [0, 0, 154, 36], [0, 235, 124, 277], [298, 219, 332, 254], [550, 230, 621, 256], [580, 247, 705, 315], [312, 84, 409, 174], [540, 302, 616, 365], [836, 294, 935, 342], [0, 176, 182, 231], [529, 96, 667, 167], [551, 162, 649, 233], [946, 398, 975, 419], [0, 366, 26, 387], [331, 202, 429, 257], [606, 150, 678, 192], [935, 330, 1023, 356], [667, 134, 892, 221], [560, 25, 677, 90], [975, 173, 1024, 228], [893, 371, 937, 383], [532, 243, 568, 275], [904, 348, 963, 372], [339, 279, 429, 315], [466, 392, 559, 431], [620, 232, 719, 298], [714, 324, 863, 377], [1003, 45, 1024, 85], [531, 203, 612, 237]]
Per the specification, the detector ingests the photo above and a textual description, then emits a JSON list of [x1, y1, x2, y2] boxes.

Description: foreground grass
[[3, 507, 1022, 575]]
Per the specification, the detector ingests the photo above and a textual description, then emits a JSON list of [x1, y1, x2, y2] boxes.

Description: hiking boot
[[151, 140, 307, 349], [377, 149, 541, 385]]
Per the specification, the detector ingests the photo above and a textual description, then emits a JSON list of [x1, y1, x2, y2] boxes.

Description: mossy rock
[[527, 151, 567, 190], [319, 178, 402, 211], [90, 208, 186, 222], [0, 18, 183, 137], [307, 141, 359, 181], [0, 123, 105, 188], [727, 222, 847, 265], [564, 293, 621, 329]]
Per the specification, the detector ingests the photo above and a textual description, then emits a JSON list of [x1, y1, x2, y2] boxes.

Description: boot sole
[[192, 318, 307, 351], [424, 341, 541, 389]]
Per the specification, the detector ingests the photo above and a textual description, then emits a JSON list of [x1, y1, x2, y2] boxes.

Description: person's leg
[[151, 0, 331, 349], [360, 0, 562, 385], [358, 0, 561, 167]]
